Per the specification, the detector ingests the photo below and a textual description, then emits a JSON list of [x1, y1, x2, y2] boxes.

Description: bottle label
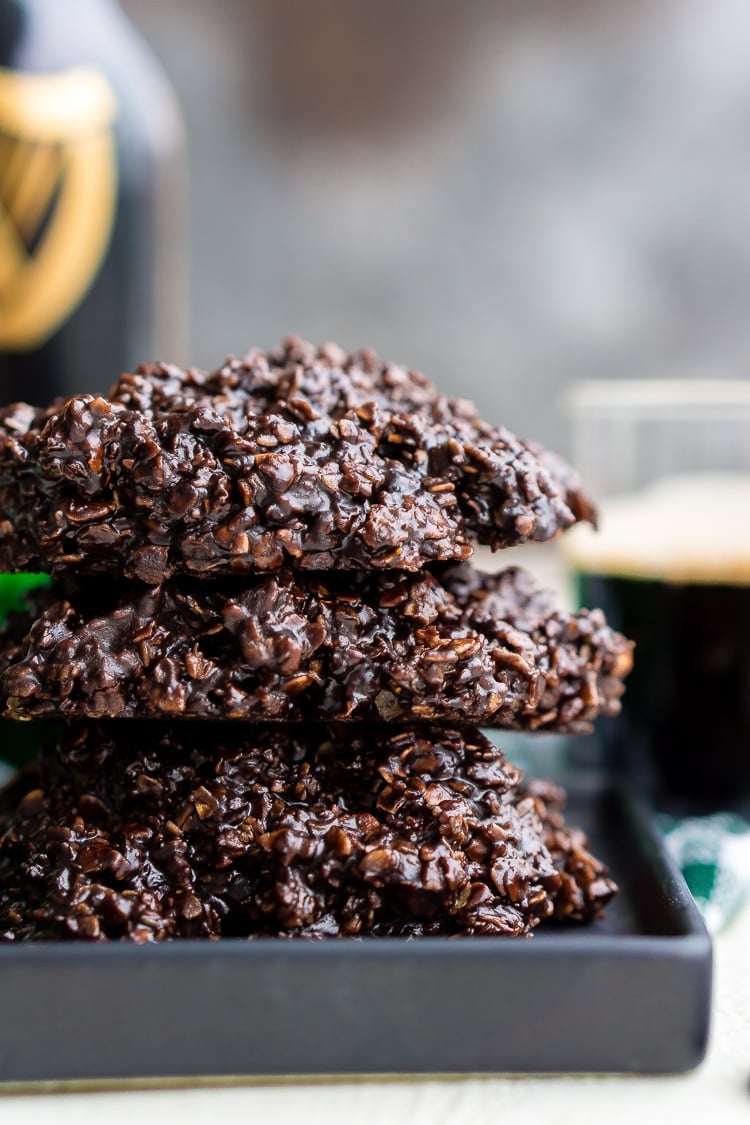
[[0, 66, 117, 351]]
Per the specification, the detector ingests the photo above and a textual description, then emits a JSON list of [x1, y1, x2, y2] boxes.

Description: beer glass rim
[[562, 378, 750, 418]]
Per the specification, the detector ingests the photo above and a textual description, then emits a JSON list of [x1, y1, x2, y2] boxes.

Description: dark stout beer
[[566, 475, 750, 802], [0, 0, 186, 403], [579, 572, 750, 800]]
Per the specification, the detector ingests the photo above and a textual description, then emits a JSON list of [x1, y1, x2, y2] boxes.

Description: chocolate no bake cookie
[[0, 722, 616, 942], [1, 565, 632, 729], [0, 337, 595, 579]]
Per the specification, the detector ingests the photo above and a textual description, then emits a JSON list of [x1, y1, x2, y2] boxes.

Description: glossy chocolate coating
[[1, 565, 632, 729], [0, 722, 616, 941], [0, 337, 595, 579]]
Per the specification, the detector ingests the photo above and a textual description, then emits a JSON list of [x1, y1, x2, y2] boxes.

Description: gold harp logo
[[0, 66, 117, 350]]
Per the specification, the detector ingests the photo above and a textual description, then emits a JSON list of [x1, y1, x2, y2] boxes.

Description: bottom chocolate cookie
[[0, 723, 616, 941]]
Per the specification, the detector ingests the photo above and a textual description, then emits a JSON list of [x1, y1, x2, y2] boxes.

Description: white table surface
[[0, 899, 747, 1125]]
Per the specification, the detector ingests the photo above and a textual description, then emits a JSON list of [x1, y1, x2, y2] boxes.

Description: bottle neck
[[1, 0, 120, 11], [0, 0, 125, 71]]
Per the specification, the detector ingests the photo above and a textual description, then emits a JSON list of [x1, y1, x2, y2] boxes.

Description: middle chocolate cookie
[[2, 565, 632, 727]]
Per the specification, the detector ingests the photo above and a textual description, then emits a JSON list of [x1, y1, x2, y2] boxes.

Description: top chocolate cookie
[[0, 337, 595, 580]]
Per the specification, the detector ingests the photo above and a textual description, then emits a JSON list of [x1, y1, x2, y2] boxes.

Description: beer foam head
[[563, 472, 750, 584]]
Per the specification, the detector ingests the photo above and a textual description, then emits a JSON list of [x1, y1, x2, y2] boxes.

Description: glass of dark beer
[[562, 381, 750, 806]]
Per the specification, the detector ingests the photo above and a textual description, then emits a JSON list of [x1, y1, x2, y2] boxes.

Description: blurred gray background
[[122, 0, 750, 454]]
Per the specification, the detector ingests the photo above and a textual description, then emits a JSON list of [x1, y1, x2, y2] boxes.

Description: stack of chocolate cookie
[[0, 338, 632, 941]]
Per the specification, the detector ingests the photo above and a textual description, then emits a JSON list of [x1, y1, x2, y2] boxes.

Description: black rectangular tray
[[0, 777, 711, 1081]]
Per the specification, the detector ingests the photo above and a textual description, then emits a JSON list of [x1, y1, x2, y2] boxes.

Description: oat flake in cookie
[[0, 337, 595, 579], [0, 723, 617, 942], [0, 566, 632, 728]]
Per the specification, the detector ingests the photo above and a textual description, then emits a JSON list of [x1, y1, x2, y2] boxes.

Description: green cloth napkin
[[0, 574, 54, 771], [0, 572, 50, 619], [660, 812, 750, 933]]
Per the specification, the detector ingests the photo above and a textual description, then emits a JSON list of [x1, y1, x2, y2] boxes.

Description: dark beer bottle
[[0, 0, 186, 404]]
